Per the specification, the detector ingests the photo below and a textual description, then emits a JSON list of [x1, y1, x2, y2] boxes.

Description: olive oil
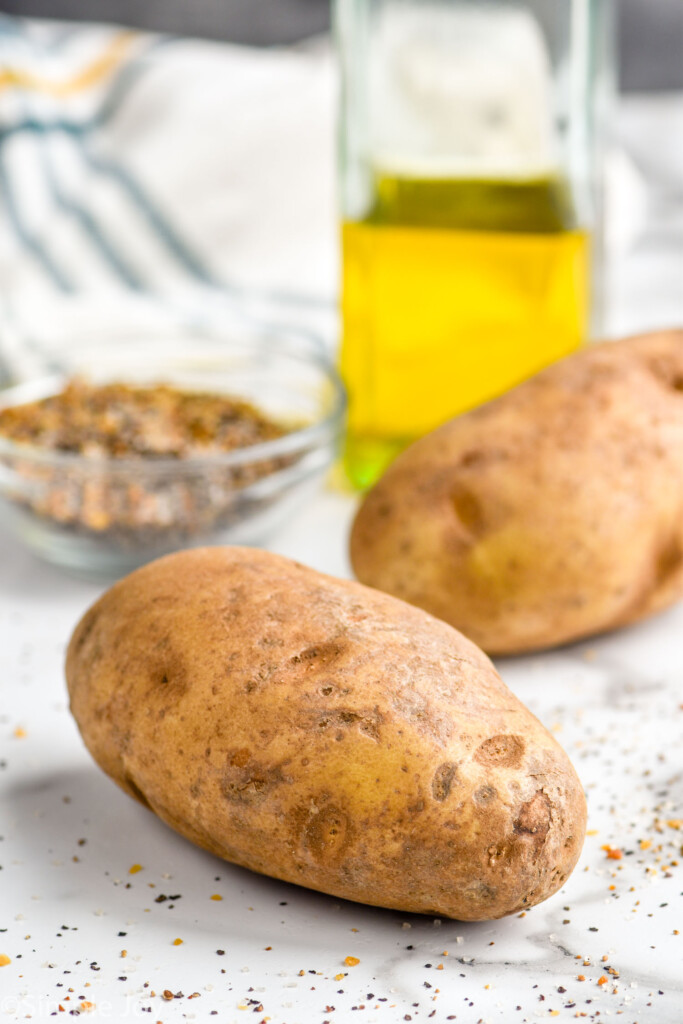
[[341, 174, 589, 488]]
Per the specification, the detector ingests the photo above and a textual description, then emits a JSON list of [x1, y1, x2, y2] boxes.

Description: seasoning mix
[[0, 378, 295, 549]]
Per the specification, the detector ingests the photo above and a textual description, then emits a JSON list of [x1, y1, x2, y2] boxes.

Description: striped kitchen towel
[[0, 16, 337, 381]]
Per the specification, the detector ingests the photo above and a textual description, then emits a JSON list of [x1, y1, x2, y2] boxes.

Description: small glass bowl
[[0, 328, 345, 578]]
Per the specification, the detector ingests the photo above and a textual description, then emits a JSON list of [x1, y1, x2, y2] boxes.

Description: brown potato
[[66, 547, 586, 921], [351, 330, 683, 654]]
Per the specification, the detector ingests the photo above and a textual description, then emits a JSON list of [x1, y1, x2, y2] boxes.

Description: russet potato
[[351, 330, 683, 654], [66, 547, 586, 921]]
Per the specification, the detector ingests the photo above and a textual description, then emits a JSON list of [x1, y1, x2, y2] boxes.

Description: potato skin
[[351, 330, 683, 655], [66, 547, 585, 921]]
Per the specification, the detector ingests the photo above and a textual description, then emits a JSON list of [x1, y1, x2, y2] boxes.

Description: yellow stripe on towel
[[0, 30, 138, 97]]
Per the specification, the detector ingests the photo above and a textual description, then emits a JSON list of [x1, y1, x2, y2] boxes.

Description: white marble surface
[[1, 486, 682, 1024]]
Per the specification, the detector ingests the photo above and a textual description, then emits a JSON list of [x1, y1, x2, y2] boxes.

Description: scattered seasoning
[[172, 938, 183, 946], [210, 894, 223, 901], [344, 957, 360, 967], [0, 955, 11, 966], [128, 864, 143, 875], [602, 846, 623, 860], [13, 726, 26, 738]]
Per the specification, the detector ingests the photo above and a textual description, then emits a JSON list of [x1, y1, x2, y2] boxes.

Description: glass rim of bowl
[[0, 328, 347, 475]]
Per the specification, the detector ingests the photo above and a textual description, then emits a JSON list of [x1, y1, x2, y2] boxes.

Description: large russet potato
[[66, 547, 586, 921], [351, 330, 683, 654]]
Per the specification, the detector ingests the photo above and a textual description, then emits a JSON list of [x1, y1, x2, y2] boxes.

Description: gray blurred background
[[1, 0, 682, 92]]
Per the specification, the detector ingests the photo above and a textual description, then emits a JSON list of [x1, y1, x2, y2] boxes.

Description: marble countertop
[[1, 486, 682, 1024]]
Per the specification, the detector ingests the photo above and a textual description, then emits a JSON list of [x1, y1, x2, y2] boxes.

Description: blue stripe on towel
[[0, 146, 73, 292], [0, 119, 219, 291], [95, 36, 173, 128], [81, 143, 221, 288], [0, 119, 83, 142], [39, 136, 146, 290]]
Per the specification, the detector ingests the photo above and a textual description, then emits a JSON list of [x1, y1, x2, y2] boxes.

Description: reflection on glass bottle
[[337, 0, 611, 488]]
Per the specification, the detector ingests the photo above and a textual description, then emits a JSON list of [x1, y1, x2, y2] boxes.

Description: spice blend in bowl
[[0, 378, 289, 459], [0, 334, 344, 576]]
